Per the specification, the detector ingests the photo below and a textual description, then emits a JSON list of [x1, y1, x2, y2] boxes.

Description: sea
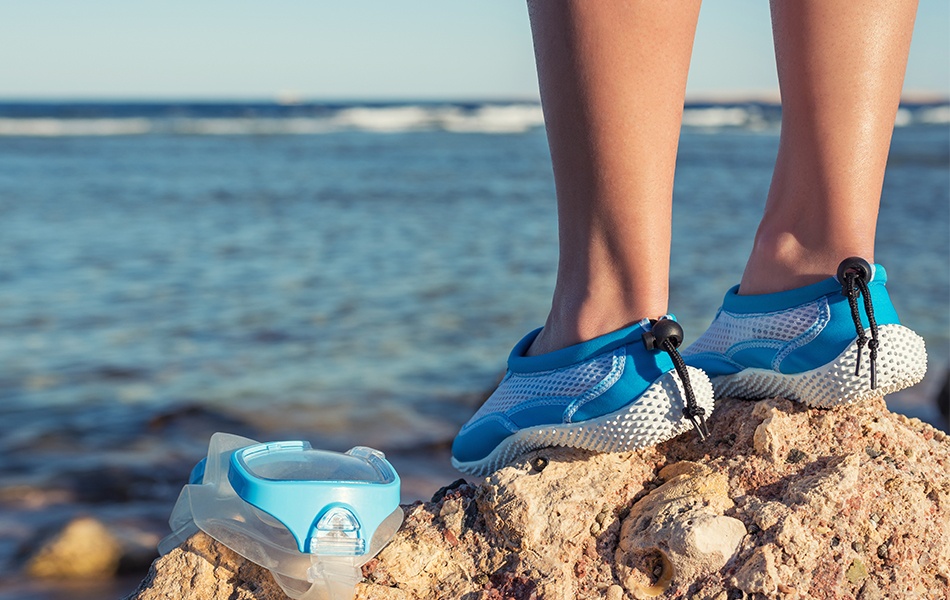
[[0, 100, 947, 599]]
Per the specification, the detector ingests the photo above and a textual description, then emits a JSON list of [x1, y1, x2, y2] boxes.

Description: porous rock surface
[[127, 396, 950, 600]]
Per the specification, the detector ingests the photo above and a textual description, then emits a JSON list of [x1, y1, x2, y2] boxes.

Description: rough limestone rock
[[127, 396, 950, 600], [27, 516, 123, 579], [615, 462, 746, 598]]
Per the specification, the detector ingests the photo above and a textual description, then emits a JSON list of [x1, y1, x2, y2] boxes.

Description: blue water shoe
[[452, 316, 714, 476], [683, 257, 928, 407]]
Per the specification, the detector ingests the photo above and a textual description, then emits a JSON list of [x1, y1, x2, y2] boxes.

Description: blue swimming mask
[[159, 433, 404, 600]]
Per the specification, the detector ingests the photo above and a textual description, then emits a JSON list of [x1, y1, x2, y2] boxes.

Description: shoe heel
[[711, 324, 927, 407]]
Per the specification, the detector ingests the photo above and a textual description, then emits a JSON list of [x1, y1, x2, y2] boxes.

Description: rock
[[615, 462, 746, 599], [605, 584, 625, 600], [847, 558, 868, 585], [731, 545, 779, 596], [128, 396, 950, 599], [123, 532, 288, 600], [859, 578, 884, 600], [27, 516, 123, 579]]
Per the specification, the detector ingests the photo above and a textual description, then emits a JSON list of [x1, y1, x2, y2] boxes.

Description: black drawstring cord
[[643, 319, 709, 441], [838, 257, 879, 389], [843, 272, 868, 375], [856, 276, 879, 389]]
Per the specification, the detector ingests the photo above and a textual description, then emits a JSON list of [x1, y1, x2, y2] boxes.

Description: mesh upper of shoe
[[684, 302, 822, 357], [463, 349, 622, 427]]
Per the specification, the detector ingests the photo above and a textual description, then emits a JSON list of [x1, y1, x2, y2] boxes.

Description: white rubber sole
[[711, 324, 927, 408], [452, 366, 714, 477]]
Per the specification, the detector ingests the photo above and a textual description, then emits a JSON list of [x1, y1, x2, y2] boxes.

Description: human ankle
[[526, 295, 666, 357], [739, 231, 874, 296]]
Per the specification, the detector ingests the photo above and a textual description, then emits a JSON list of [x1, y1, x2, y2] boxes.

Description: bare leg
[[740, 0, 919, 295], [526, 0, 702, 355]]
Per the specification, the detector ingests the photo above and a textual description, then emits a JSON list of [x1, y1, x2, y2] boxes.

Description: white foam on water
[[0, 118, 152, 136], [441, 105, 545, 133], [332, 106, 436, 132], [682, 107, 748, 128], [894, 108, 913, 127], [918, 105, 950, 124], [1, 103, 945, 137], [0, 104, 549, 137], [309, 104, 547, 134], [168, 117, 338, 136]]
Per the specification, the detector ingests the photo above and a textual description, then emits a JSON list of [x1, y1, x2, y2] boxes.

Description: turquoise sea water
[[1, 104, 946, 424], [0, 101, 946, 598]]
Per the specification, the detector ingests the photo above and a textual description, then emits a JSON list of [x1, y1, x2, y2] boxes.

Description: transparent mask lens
[[240, 442, 388, 483], [310, 507, 365, 556]]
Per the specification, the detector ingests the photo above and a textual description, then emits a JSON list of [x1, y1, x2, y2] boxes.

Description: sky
[[0, 1, 946, 100]]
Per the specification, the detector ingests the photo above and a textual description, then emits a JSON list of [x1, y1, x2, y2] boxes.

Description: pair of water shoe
[[452, 258, 929, 476]]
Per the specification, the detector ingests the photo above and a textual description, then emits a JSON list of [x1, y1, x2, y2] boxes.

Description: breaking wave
[[0, 103, 545, 137], [0, 100, 945, 137]]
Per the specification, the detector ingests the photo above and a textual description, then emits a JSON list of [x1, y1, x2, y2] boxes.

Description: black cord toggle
[[643, 318, 710, 441], [838, 257, 879, 389]]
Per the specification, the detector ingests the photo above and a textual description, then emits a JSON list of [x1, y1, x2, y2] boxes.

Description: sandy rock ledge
[[126, 396, 950, 600]]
